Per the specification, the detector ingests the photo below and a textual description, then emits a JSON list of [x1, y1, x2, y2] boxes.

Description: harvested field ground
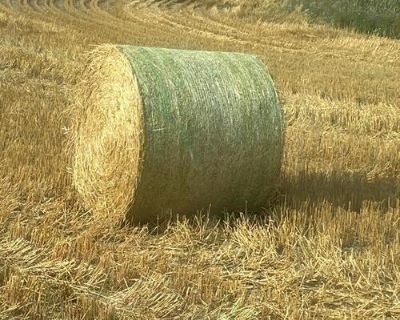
[[0, 0, 399, 319]]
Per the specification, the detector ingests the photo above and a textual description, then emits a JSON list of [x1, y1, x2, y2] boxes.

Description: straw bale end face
[[72, 45, 284, 224], [72, 45, 144, 222]]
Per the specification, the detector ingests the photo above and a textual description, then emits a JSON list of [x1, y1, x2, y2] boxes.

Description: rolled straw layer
[[72, 45, 284, 223]]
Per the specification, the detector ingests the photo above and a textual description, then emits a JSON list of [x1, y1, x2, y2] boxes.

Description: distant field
[[287, 0, 400, 38], [0, 0, 399, 319], [193, 0, 400, 38]]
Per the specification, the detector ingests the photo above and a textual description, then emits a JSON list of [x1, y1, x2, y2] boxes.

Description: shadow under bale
[[281, 169, 399, 212]]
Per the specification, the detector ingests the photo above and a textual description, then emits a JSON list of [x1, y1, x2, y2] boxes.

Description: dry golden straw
[[72, 45, 284, 223]]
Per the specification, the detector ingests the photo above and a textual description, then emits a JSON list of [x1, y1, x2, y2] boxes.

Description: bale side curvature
[[72, 45, 284, 224]]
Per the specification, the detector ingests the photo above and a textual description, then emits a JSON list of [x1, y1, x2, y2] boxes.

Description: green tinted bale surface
[[73, 45, 284, 223]]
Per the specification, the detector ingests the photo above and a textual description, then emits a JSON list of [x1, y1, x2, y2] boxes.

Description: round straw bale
[[72, 45, 284, 224]]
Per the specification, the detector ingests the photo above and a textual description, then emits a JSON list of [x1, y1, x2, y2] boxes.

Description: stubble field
[[0, 0, 399, 319]]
